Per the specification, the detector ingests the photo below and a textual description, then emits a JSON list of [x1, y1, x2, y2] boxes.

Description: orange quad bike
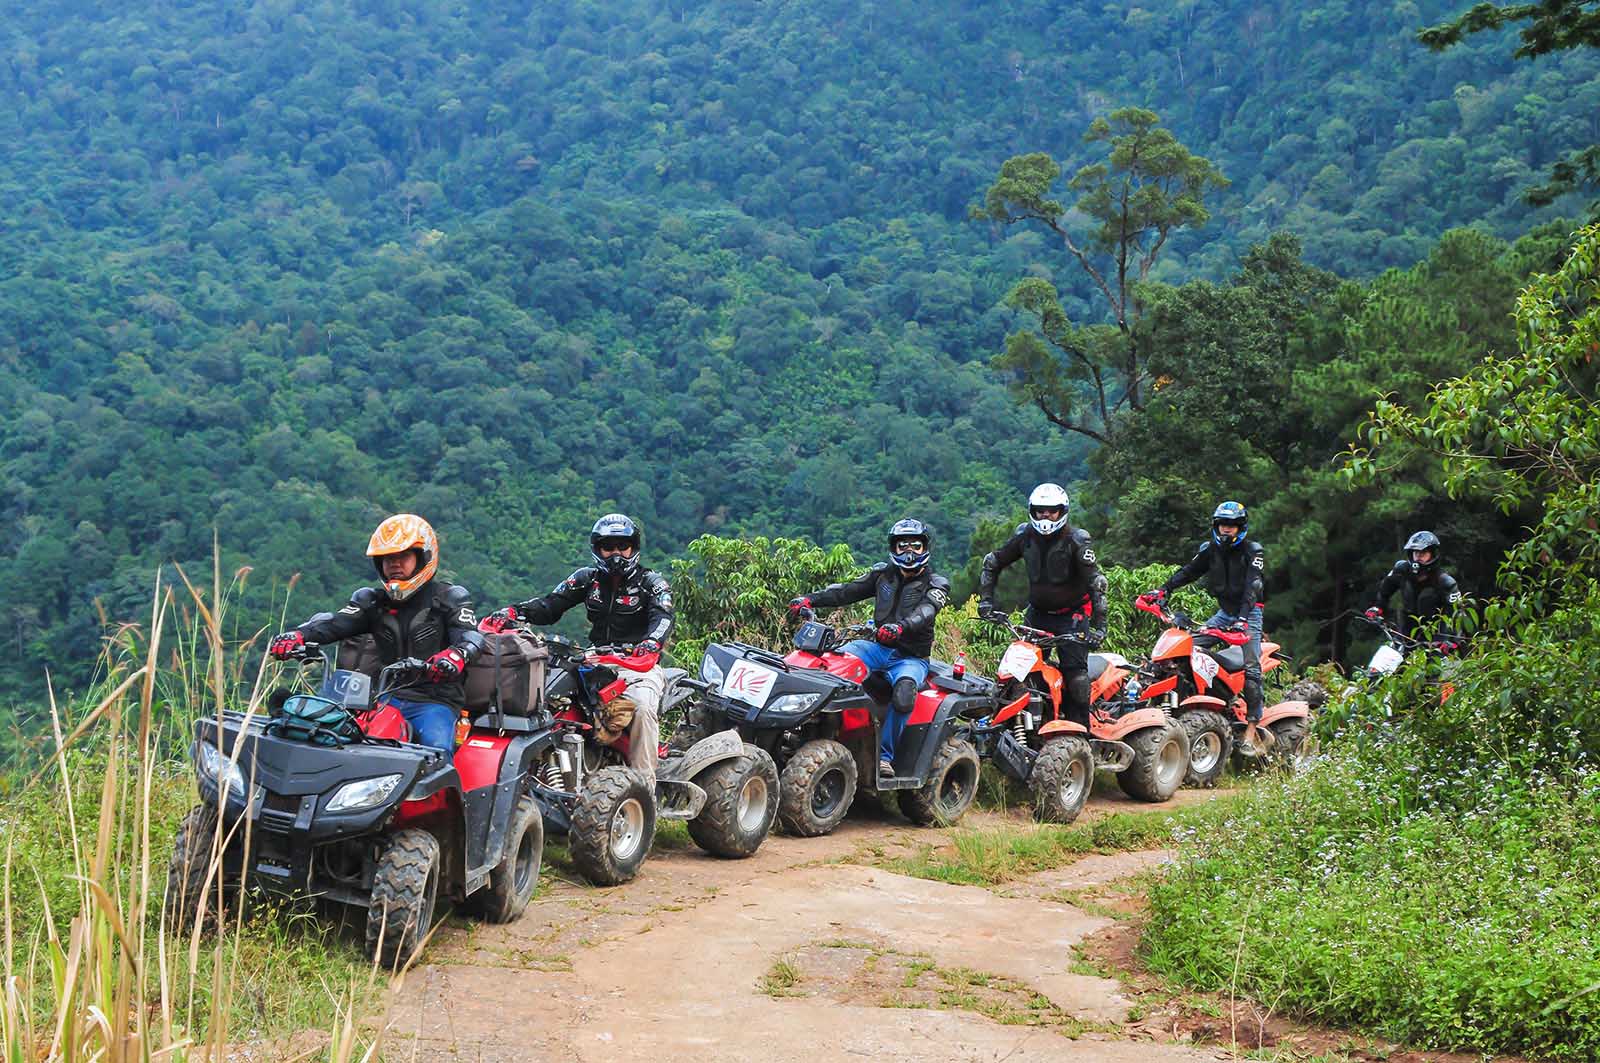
[[968, 621, 1189, 823], [1121, 596, 1313, 783]]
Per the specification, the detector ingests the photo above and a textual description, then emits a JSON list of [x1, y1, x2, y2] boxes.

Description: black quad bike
[[526, 633, 780, 884], [166, 648, 551, 970], [680, 620, 991, 837]]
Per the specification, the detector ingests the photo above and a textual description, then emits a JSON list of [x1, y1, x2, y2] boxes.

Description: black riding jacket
[[1369, 562, 1463, 638], [978, 524, 1107, 629], [517, 566, 674, 648], [1162, 539, 1266, 618], [807, 563, 951, 658], [295, 580, 485, 710]]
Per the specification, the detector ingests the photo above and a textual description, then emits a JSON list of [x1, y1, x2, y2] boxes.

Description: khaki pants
[[622, 666, 663, 780]]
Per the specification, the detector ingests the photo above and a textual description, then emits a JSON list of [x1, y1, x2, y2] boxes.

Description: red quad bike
[[684, 619, 991, 836], [969, 621, 1190, 823], [1125, 596, 1311, 782], [527, 632, 780, 885], [167, 647, 550, 971]]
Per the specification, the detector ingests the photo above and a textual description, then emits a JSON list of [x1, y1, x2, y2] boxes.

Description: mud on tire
[[1282, 679, 1329, 712], [1029, 736, 1094, 824], [470, 795, 543, 924], [688, 744, 780, 857], [1267, 717, 1312, 773], [1117, 720, 1190, 802], [366, 828, 441, 971], [1178, 711, 1232, 789], [165, 803, 244, 933], [901, 737, 981, 827], [666, 696, 720, 753], [778, 739, 857, 837], [570, 766, 656, 886]]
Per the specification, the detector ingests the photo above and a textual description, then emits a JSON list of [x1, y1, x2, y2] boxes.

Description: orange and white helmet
[[366, 514, 438, 602]]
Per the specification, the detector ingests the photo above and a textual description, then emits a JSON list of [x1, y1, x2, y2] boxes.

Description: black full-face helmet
[[888, 518, 932, 573], [590, 513, 642, 579], [1404, 529, 1441, 576]]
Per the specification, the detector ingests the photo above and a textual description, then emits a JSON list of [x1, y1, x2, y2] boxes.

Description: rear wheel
[[900, 737, 981, 827], [470, 795, 543, 924], [1117, 721, 1190, 802], [1282, 679, 1329, 712], [570, 766, 656, 886], [366, 829, 441, 971], [688, 745, 780, 857], [1178, 712, 1232, 788], [1029, 737, 1094, 824], [778, 739, 857, 837], [1266, 718, 1312, 774]]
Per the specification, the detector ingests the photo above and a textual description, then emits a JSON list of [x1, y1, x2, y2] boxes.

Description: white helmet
[[1027, 483, 1070, 536]]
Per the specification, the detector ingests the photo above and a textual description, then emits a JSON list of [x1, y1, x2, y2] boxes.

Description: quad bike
[[968, 621, 1190, 823], [1349, 614, 1463, 705], [684, 619, 991, 836], [167, 648, 550, 970], [1122, 596, 1312, 782], [523, 632, 780, 884]]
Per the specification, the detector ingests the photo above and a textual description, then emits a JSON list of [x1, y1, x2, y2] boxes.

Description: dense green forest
[[3, 0, 1598, 701]]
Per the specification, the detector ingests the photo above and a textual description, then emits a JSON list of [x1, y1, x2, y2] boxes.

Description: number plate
[[720, 659, 779, 708], [1190, 651, 1221, 688], [998, 644, 1037, 679]]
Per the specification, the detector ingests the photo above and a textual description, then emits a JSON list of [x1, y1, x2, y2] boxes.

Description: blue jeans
[[1204, 605, 1264, 720], [841, 640, 930, 763], [389, 698, 457, 753]]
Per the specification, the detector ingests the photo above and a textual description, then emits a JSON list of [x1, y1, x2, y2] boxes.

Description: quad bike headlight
[[765, 692, 820, 715], [699, 655, 726, 687], [195, 741, 246, 800], [326, 773, 404, 814]]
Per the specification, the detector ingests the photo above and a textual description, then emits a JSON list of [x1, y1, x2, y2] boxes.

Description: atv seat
[[1208, 644, 1247, 672], [1086, 653, 1127, 682]]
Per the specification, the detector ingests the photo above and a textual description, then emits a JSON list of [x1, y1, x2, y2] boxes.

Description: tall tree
[[972, 108, 1228, 444]]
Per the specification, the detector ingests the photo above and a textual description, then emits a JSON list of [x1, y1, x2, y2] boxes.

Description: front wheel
[[687, 745, 780, 857], [366, 829, 441, 971], [165, 804, 244, 934], [778, 739, 857, 837], [1117, 721, 1190, 802], [570, 766, 656, 886], [900, 737, 981, 827], [470, 795, 543, 923], [1029, 737, 1094, 824], [1178, 711, 1232, 788]]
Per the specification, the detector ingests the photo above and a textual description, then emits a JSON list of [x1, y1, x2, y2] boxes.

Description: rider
[[788, 518, 950, 780], [1364, 530, 1464, 646], [975, 483, 1107, 728], [268, 514, 485, 753], [485, 513, 673, 781], [1143, 501, 1267, 748]]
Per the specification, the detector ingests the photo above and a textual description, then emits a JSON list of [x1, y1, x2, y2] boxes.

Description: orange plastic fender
[[1094, 707, 1173, 742], [1038, 719, 1089, 737], [1259, 700, 1310, 726], [992, 692, 1030, 725], [1141, 675, 1179, 700], [1179, 694, 1228, 711]]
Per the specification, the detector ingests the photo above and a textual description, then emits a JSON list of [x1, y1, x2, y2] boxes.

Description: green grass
[[882, 803, 1231, 887], [1142, 746, 1600, 1061]]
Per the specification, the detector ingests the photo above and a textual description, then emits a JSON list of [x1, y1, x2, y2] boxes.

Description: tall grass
[[0, 555, 400, 1060]]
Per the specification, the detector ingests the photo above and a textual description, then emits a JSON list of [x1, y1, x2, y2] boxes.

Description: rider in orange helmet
[[269, 515, 484, 752]]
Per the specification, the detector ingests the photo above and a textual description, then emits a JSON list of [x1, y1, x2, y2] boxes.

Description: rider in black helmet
[[788, 518, 950, 780], [1364, 530, 1464, 646], [486, 513, 674, 780]]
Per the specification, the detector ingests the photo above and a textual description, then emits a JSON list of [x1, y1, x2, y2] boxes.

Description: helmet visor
[[594, 538, 637, 558]]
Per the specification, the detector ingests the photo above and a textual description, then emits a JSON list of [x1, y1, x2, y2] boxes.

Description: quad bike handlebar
[[1358, 613, 1465, 654], [984, 617, 1095, 648], [1133, 595, 1250, 646]]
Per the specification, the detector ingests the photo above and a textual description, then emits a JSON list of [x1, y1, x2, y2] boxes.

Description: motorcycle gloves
[[479, 605, 522, 634], [787, 596, 812, 618], [1364, 607, 1383, 622], [976, 600, 998, 620], [636, 638, 662, 657], [427, 647, 467, 682], [876, 622, 903, 645], [269, 630, 305, 660]]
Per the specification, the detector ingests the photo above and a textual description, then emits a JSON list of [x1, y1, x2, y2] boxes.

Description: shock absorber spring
[[1014, 712, 1029, 746]]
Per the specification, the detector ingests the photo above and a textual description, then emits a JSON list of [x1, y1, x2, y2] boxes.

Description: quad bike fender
[[992, 691, 1031, 725], [1140, 675, 1179, 700], [1094, 708, 1171, 742], [1179, 694, 1228, 711], [656, 728, 748, 820], [893, 692, 982, 783], [1259, 700, 1310, 726], [1038, 719, 1089, 737]]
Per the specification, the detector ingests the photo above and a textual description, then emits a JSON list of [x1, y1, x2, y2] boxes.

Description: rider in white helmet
[[977, 484, 1107, 728]]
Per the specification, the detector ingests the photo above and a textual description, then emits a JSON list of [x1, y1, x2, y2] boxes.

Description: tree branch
[[1033, 394, 1109, 444]]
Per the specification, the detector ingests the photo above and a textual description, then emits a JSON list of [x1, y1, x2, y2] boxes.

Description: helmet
[[1210, 501, 1249, 548], [1027, 483, 1070, 536], [887, 518, 932, 572], [590, 513, 642, 579], [367, 514, 438, 602], [1403, 530, 1441, 576]]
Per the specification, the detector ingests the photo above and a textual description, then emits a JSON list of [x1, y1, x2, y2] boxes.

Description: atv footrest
[[875, 775, 922, 791], [1090, 739, 1135, 772]]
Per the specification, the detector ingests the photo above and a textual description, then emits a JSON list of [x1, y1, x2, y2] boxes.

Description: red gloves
[[269, 630, 305, 660], [478, 606, 522, 634], [1364, 607, 1383, 622], [788, 596, 813, 618], [428, 647, 467, 682], [876, 623, 903, 645]]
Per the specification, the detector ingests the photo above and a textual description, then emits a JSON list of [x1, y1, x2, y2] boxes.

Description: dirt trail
[[380, 798, 1235, 1062]]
